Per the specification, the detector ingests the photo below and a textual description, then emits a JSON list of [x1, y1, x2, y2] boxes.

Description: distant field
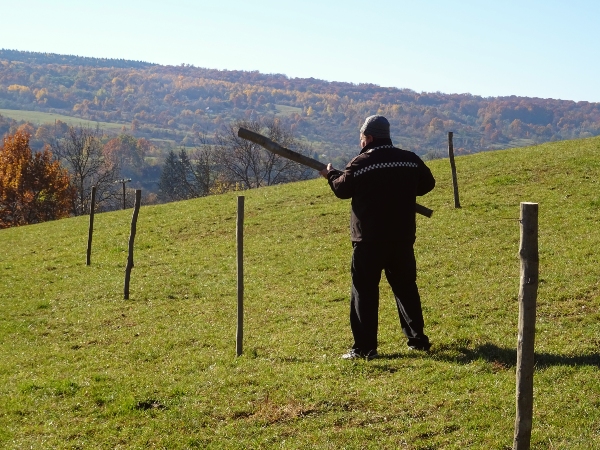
[[0, 108, 126, 132], [274, 104, 302, 116], [0, 108, 182, 151]]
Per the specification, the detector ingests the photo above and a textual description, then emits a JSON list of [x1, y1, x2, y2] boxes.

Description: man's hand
[[319, 163, 333, 178]]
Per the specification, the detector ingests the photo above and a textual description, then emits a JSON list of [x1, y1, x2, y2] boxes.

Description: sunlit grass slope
[[1, 137, 599, 449]]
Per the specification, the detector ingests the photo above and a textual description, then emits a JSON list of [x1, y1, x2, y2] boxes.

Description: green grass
[[1, 137, 599, 449], [0, 108, 126, 132]]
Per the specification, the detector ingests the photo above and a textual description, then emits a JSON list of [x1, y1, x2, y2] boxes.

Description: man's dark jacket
[[326, 138, 435, 243]]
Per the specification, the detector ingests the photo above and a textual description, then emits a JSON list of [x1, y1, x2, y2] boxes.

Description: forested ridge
[[2, 49, 600, 161]]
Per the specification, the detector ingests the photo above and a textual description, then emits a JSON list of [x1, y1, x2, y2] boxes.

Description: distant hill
[[1, 49, 600, 161], [0, 49, 155, 69]]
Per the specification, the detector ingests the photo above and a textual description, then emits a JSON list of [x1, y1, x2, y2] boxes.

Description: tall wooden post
[[513, 202, 539, 450], [124, 190, 142, 300], [448, 131, 461, 208], [236, 196, 245, 356], [86, 186, 97, 266]]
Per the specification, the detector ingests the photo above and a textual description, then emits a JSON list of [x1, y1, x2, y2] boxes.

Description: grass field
[[0, 137, 599, 448], [0, 108, 125, 132], [274, 104, 303, 116], [0, 108, 182, 152]]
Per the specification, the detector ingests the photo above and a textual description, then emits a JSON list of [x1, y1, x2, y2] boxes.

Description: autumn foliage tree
[[103, 134, 149, 177], [0, 131, 74, 228]]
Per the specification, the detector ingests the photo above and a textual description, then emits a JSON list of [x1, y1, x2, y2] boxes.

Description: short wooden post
[[86, 186, 97, 266], [448, 131, 461, 208], [124, 189, 142, 300], [513, 202, 539, 450], [236, 195, 244, 356]]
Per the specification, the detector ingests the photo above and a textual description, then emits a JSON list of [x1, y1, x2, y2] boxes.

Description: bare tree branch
[[214, 118, 314, 189], [52, 125, 121, 215]]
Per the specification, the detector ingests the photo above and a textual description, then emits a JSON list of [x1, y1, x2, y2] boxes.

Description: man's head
[[360, 115, 390, 141]]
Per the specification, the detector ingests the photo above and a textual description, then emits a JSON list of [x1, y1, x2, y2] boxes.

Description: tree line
[[157, 118, 314, 202], [0, 118, 313, 228]]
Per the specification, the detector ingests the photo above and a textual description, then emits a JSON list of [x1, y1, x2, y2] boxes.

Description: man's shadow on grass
[[386, 342, 600, 369]]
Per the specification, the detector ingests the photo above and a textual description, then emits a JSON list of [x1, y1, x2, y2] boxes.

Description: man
[[319, 115, 435, 360]]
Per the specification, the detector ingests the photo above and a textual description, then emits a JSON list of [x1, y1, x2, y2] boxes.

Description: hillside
[[2, 50, 600, 162], [0, 137, 599, 448]]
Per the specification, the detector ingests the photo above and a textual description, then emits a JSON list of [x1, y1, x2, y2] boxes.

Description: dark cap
[[360, 115, 390, 139]]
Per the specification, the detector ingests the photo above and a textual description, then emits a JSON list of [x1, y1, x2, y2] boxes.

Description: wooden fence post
[[448, 131, 461, 208], [513, 202, 539, 450], [236, 195, 245, 356], [86, 186, 97, 266], [124, 189, 142, 300]]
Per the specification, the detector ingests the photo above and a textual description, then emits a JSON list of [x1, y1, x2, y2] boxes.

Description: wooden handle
[[415, 203, 434, 218], [238, 127, 327, 171]]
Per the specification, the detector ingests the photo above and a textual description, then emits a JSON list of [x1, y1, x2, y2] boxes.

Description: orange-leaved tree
[[0, 131, 74, 228], [103, 134, 148, 177]]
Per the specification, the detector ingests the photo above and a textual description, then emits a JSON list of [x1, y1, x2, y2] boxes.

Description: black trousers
[[350, 240, 429, 352]]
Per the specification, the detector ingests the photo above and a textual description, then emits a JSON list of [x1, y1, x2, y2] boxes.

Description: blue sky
[[1, 0, 599, 102]]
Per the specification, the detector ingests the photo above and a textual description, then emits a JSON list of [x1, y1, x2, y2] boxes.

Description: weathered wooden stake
[[513, 202, 539, 450], [86, 186, 97, 266], [236, 195, 245, 356], [124, 189, 142, 300], [448, 131, 461, 208]]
